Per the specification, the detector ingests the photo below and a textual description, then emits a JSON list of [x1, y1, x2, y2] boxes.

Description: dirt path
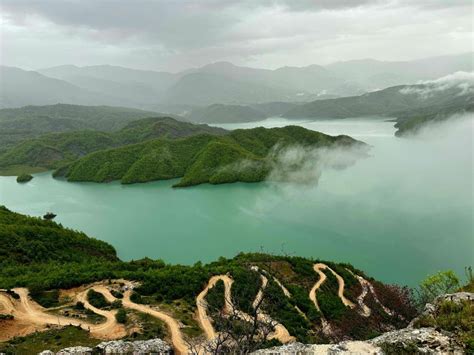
[[309, 263, 328, 312], [310, 264, 355, 309], [75, 287, 126, 338], [196, 274, 234, 340], [346, 269, 371, 317], [252, 274, 294, 344], [253, 266, 307, 319], [122, 290, 188, 355]]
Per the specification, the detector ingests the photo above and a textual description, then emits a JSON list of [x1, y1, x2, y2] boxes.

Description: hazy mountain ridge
[[284, 78, 473, 120], [2, 52, 471, 109], [188, 103, 268, 123]]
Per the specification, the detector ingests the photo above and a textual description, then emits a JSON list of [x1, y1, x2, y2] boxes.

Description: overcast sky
[[0, 0, 472, 72]]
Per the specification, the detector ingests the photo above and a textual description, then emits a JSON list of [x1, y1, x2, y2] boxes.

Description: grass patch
[[0, 325, 101, 354], [159, 299, 202, 338], [126, 311, 168, 341]]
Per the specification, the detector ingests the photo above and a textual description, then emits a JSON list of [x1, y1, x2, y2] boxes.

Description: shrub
[[16, 174, 33, 183], [87, 290, 110, 309], [115, 308, 127, 324], [30, 289, 60, 308], [111, 300, 123, 309], [417, 270, 460, 307], [111, 290, 123, 299]]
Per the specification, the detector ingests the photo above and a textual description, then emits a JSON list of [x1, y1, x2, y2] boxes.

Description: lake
[[1, 117, 472, 287]]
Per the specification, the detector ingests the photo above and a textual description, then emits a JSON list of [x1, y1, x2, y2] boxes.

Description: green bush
[[417, 270, 460, 307], [87, 289, 110, 309], [115, 308, 127, 324], [16, 174, 33, 183], [206, 280, 225, 312]]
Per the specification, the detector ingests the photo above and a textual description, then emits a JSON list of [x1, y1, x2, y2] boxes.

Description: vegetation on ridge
[[0, 207, 415, 346], [55, 125, 365, 186], [0, 116, 226, 175]]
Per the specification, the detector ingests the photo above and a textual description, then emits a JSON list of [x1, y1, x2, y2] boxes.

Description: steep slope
[[0, 208, 417, 351], [0, 117, 226, 173], [0, 206, 117, 266], [188, 104, 268, 123], [55, 126, 366, 186]]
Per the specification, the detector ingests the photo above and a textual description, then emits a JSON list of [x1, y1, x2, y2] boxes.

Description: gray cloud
[[0, 0, 472, 71]]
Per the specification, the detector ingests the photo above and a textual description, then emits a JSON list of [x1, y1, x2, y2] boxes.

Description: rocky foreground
[[37, 339, 172, 355], [31, 292, 471, 354], [252, 327, 463, 354]]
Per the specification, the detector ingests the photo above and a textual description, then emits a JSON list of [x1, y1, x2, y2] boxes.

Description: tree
[[417, 270, 460, 307]]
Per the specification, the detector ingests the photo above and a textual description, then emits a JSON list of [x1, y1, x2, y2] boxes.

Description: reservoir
[[1, 118, 472, 287]]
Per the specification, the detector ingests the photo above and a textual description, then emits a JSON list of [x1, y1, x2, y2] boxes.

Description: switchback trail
[[309, 264, 355, 310]]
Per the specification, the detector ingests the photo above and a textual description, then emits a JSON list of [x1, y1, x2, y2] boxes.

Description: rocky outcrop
[[408, 291, 474, 328], [252, 341, 381, 354], [38, 339, 172, 354], [371, 327, 464, 354], [252, 327, 464, 354]]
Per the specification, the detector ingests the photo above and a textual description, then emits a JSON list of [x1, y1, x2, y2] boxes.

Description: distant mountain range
[[1, 52, 471, 110]]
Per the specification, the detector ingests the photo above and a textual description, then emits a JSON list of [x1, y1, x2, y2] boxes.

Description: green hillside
[[0, 104, 163, 152], [284, 84, 470, 119], [0, 116, 226, 175], [394, 95, 474, 136], [0, 207, 416, 346], [0, 206, 117, 267], [55, 126, 365, 186]]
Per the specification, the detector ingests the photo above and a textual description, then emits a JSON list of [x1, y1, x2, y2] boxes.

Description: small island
[[16, 174, 33, 183]]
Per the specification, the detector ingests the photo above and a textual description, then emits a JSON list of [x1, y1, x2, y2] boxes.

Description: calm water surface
[[1, 118, 472, 286]]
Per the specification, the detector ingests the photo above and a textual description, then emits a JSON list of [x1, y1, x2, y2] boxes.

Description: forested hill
[[393, 95, 474, 136], [0, 116, 226, 175], [55, 126, 366, 186], [0, 206, 117, 267], [0, 207, 416, 347], [0, 104, 166, 152], [283, 83, 471, 119]]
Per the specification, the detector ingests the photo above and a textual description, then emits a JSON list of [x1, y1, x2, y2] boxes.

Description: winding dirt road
[[196, 274, 234, 341], [309, 264, 355, 310], [75, 287, 126, 338], [196, 273, 294, 345], [122, 290, 189, 355], [0, 287, 124, 340], [346, 269, 371, 317]]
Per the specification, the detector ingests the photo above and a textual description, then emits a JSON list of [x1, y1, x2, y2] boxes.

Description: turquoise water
[[1, 118, 472, 287]]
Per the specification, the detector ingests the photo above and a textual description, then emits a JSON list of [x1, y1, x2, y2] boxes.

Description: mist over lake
[[1, 117, 472, 287]]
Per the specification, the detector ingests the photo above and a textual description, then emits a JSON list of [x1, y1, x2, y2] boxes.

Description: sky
[[0, 0, 472, 72]]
